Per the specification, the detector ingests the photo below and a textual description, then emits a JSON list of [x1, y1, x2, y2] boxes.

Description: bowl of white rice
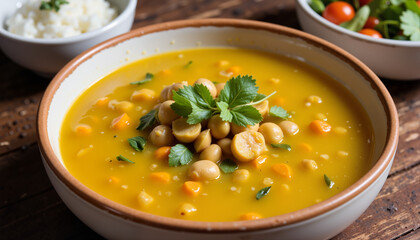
[[0, 0, 137, 76]]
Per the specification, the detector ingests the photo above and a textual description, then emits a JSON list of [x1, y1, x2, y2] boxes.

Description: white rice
[[6, 0, 118, 39]]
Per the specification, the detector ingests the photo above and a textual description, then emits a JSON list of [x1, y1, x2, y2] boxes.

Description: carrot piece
[[309, 120, 331, 134], [240, 212, 262, 220], [154, 146, 171, 161], [111, 113, 130, 130], [271, 163, 292, 179], [95, 97, 109, 107], [108, 176, 120, 184], [272, 97, 285, 106], [250, 155, 268, 169], [150, 172, 171, 184], [298, 142, 312, 152], [226, 66, 241, 76], [160, 69, 172, 76], [182, 181, 202, 197], [75, 124, 92, 136]]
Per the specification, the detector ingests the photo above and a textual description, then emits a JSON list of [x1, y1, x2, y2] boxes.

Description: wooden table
[[0, 1, 419, 239]]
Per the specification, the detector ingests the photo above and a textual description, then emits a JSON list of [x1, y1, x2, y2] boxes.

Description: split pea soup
[[60, 48, 374, 222]]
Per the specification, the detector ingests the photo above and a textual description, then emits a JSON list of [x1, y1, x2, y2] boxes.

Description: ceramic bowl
[[0, 0, 137, 77], [296, 0, 420, 80], [37, 19, 398, 240]]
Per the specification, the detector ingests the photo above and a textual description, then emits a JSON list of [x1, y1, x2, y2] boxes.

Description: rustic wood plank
[[395, 228, 420, 240]]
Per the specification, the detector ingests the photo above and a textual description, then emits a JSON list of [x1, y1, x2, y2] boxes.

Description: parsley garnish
[[117, 155, 135, 164], [184, 61, 193, 68], [256, 186, 271, 200], [40, 0, 69, 12], [128, 136, 147, 152], [219, 159, 238, 173], [269, 106, 289, 119], [130, 73, 154, 85], [324, 174, 335, 188], [137, 109, 158, 130], [168, 144, 193, 167], [271, 143, 292, 151], [170, 75, 275, 127], [400, 10, 420, 41]]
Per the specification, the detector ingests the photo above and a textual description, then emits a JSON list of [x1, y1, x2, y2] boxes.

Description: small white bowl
[[0, 0, 137, 77], [296, 0, 420, 80], [38, 19, 399, 240]]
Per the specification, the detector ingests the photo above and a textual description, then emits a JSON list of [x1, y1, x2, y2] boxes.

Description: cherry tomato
[[417, 0, 420, 8], [364, 16, 380, 29], [359, 28, 383, 38], [323, 2, 355, 25], [359, 0, 373, 6]]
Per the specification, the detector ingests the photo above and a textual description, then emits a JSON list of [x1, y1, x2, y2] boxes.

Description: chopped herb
[[256, 186, 271, 200], [117, 155, 135, 164], [184, 61, 193, 68], [168, 144, 193, 167], [170, 75, 275, 127], [271, 143, 292, 151], [400, 10, 420, 41], [130, 73, 154, 85], [128, 136, 147, 152], [137, 109, 158, 130], [219, 159, 238, 173], [40, 0, 68, 11], [324, 174, 335, 188], [269, 106, 289, 119]]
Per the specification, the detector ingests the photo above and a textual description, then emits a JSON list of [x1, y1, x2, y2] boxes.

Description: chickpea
[[215, 82, 225, 97], [302, 159, 318, 171], [195, 78, 217, 98], [167, 82, 187, 100], [208, 115, 230, 139], [258, 122, 284, 144], [194, 129, 212, 152], [199, 144, 222, 163], [172, 118, 201, 143], [231, 130, 266, 162], [233, 169, 250, 183], [158, 100, 179, 125], [131, 89, 156, 102], [160, 86, 171, 102], [279, 121, 299, 136], [115, 101, 134, 113], [231, 123, 259, 135], [149, 125, 174, 147], [254, 100, 269, 118], [188, 160, 220, 181], [217, 138, 232, 155]]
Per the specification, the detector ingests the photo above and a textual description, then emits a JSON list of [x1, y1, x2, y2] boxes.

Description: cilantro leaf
[[171, 91, 193, 117], [130, 73, 154, 85], [324, 174, 335, 188], [187, 104, 212, 124], [271, 143, 292, 151], [128, 136, 147, 152], [219, 75, 258, 108], [405, 0, 420, 16], [269, 106, 289, 119], [168, 144, 193, 167], [401, 10, 420, 41], [217, 101, 233, 122], [231, 105, 262, 127], [117, 155, 135, 164], [184, 61, 193, 68], [137, 109, 158, 131], [219, 159, 238, 173], [40, 0, 68, 11], [256, 186, 271, 200], [253, 93, 267, 102], [194, 84, 216, 108]]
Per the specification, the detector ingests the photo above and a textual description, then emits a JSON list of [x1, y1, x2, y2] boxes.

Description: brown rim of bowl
[[37, 18, 398, 233]]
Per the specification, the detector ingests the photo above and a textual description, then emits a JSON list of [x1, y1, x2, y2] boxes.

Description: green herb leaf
[[187, 104, 212, 124], [231, 105, 262, 127], [253, 93, 267, 102], [171, 91, 193, 117], [405, 0, 420, 15], [40, 0, 69, 11], [256, 186, 271, 200], [271, 143, 292, 151], [117, 155, 135, 164], [137, 109, 158, 131], [368, 0, 389, 18], [340, 5, 370, 32], [128, 136, 147, 152], [184, 61, 193, 68], [218, 75, 258, 108], [130, 73, 154, 85], [194, 84, 216, 108], [217, 101, 233, 122], [375, 20, 400, 39], [309, 0, 325, 14], [219, 159, 238, 173], [168, 144, 193, 167], [324, 174, 335, 188], [269, 106, 289, 119], [401, 10, 420, 41]]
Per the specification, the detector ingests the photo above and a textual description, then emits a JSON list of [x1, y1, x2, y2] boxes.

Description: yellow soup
[[60, 48, 374, 221]]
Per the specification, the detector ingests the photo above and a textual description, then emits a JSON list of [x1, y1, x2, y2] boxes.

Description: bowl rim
[[296, 0, 420, 47], [0, 0, 137, 44], [37, 18, 399, 233]]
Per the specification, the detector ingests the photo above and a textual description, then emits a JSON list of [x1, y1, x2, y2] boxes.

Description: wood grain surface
[[0, 0, 419, 239]]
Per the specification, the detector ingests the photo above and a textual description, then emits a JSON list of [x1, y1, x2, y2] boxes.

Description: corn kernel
[[338, 151, 349, 158], [178, 203, 197, 216], [320, 154, 330, 160], [233, 169, 250, 183], [334, 127, 348, 134], [216, 60, 230, 67], [302, 159, 318, 170], [307, 95, 322, 104], [280, 184, 290, 191], [269, 78, 280, 84], [138, 191, 154, 207], [263, 177, 273, 186]]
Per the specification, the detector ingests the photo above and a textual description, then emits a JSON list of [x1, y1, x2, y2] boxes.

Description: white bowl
[[296, 0, 420, 80], [0, 0, 137, 77], [37, 19, 398, 240]]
